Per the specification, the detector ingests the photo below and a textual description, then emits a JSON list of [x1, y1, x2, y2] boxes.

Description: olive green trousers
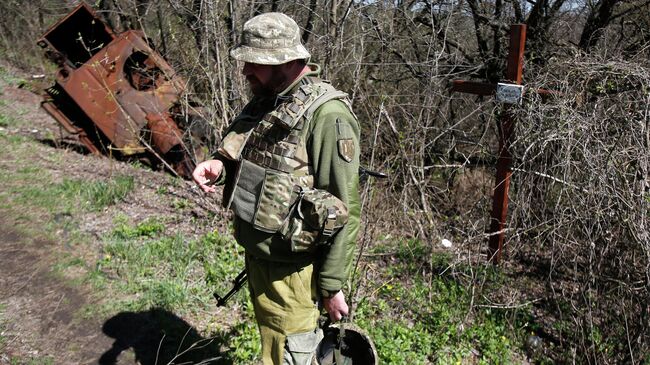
[[246, 255, 323, 365]]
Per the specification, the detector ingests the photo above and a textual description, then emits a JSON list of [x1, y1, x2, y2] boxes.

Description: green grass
[[52, 214, 260, 363], [84, 217, 260, 363], [10, 175, 134, 214], [0, 113, 16, 128], [96, 224, 246, 311], [112, 214, 165, 239], [356, 241, 531, 364], [0, 65, 26, 87]]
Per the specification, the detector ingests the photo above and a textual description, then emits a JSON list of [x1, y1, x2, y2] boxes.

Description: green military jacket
[[215, 66, 360, 295]]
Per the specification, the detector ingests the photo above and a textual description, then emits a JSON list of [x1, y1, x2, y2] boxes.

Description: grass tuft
[[10, 175, 134, 213], [112, 215, 165, 239], [97, 222, 246, 313]]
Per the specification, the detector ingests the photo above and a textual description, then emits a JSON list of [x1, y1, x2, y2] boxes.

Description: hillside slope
[[0, 64, 247, 364]]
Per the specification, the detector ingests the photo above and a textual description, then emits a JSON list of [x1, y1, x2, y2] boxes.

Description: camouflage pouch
[[253, 170, 298, 233], [280, 187, 349, 253]]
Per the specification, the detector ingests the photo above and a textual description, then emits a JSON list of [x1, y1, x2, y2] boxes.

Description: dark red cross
[[450, 24, 527, 264]]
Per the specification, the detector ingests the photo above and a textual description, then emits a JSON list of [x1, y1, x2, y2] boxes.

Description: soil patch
[[0, 215, 114, 364]]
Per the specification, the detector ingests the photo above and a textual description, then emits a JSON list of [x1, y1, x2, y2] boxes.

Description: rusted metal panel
[[55, 30, 186, 153], [37, 2, 115, 68], [146, 113, 184, 155], [505, 24, 526, 84], [37, 2, 199, 178], [41, 100, 102, 154]]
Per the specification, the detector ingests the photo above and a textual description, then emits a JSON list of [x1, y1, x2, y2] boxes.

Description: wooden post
[[487, 24, 526, 263], [450, 24, 527, 264]]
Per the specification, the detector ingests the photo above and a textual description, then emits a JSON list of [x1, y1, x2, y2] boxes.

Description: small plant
[[214, 301, 261, 364], [172, 198, 190, 210], [0, 112, 15, 127], [358, 317, 433, 364], [142, 280, 188, 310], [226, 320, 261, 363], [112, 215, 165, 239]]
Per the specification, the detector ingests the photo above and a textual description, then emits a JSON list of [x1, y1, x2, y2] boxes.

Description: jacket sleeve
[[308, 99, 361, 294]]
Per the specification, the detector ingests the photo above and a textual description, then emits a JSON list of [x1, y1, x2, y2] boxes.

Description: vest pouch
[[280, 188, 349, 253], [280, 216, 321, 253], [228, 159, 266, 226], [252, 169, 298, 233]]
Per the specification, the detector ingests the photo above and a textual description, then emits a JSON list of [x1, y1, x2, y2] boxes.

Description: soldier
[[192, 12, 360, 365]]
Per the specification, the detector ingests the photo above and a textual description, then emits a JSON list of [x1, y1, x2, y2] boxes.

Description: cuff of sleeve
[[209, 153, 228, 186], [318, 261, 347, 296], [214, 170, 227, 186], [320, 288, 341, 298]]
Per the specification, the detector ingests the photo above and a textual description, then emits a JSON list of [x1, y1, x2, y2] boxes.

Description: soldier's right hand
[[192, 159, 224, 193]]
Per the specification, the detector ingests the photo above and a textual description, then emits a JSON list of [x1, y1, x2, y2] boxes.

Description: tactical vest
[[217, 79, 352, 252]]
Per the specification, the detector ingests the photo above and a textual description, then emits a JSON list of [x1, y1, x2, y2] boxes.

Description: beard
[[247, 70, 291, 97]]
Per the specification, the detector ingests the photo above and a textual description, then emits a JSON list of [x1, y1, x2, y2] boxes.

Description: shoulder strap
[[264, 80, 349, 131], [301, 81, 348, 115]]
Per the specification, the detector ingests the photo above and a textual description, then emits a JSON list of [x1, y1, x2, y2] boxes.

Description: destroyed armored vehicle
[[38, 2, 206, 178]]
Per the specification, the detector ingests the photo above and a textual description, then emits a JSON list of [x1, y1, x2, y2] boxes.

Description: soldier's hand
[[323, 291, 349, 322], [192, 160, 224, 193]]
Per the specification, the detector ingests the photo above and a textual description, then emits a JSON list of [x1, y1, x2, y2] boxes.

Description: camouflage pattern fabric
[[224, 78, 351, 242], [217, 118, 257, 160], [278, 188, 349, 252], [230, 13, 311, 65], [298, 188, 349, 231], [254, 172, 299, 232], [280, 216, 321, 253]]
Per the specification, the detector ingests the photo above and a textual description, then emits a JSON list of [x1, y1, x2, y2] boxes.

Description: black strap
[[334, 317, 351, 365]]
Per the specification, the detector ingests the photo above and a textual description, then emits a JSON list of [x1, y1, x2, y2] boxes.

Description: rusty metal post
[[487, 24, 526, 264]]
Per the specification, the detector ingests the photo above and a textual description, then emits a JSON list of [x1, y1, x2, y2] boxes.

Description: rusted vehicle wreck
[[37, 3, 203, 178]]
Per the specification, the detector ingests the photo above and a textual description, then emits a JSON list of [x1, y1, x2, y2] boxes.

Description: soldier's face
[[242, 62, 291, 96]]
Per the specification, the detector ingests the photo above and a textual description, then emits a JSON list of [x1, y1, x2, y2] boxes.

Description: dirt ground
[[0, 66, 231, 364], [0, 216, 116, 364]]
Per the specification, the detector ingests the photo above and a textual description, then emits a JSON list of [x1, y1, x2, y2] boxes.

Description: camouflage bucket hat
[[230, 12, 311, 65]]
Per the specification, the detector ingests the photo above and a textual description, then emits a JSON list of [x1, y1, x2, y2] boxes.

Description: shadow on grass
[[99, 308, 233, 365]]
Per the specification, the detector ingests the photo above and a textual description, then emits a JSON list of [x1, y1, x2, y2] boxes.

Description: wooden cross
[[450, 24, 527, 264]]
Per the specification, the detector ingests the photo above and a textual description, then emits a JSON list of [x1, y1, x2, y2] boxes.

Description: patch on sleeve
[[337, 138, 355, 163]]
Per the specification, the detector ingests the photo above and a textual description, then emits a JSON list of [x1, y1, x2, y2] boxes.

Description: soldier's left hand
[[323, 291, 349, 322]]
